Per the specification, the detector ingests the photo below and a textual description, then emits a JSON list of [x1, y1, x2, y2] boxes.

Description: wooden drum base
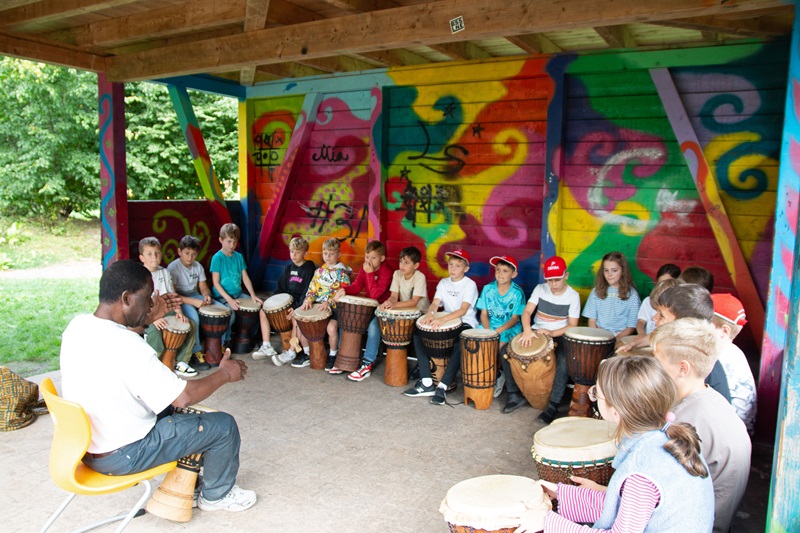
[[308, 341, 327, 370], [568, 384, 593, 417], [146, 467, 198, 523], [431, 357, 448, 387], [203, 338, 223, 366], [279, 330, 292, 352], [161, 349, 178, 372], [384, 347, 409, 387], [335, 332, 364, 372], [464, 386, 494, 410]]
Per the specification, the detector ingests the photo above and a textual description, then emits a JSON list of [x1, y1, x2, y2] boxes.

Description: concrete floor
[[1, 344, 770, 532]]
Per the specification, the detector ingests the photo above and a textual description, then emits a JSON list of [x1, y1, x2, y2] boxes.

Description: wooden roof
[[0, 0, 793, 86]]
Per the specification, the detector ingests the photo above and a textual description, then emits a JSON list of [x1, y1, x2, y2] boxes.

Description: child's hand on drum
[[153, 318, 169, 330], [286, 308, 294, 319], [333, 288, 346, 302], [570, 475, 606, 493], [536, 479, 558, 500], [379, 300, 392, 311], [203, 294, 213, 305], [318, 300, 330, 312], [228, 299, 240, 311], [176, 311, 188, 323], [252, 296, 263, 306], [519, 330, 539, 346], [300, 300, 312, 311]]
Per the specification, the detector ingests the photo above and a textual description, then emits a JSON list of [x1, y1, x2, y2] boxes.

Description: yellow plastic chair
[[39, 378, 176, 533]]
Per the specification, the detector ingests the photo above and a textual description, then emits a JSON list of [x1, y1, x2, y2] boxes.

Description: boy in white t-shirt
[[509, 256, 580, 419], [710, 293, 757, 434], [405, 249, 478, 406]]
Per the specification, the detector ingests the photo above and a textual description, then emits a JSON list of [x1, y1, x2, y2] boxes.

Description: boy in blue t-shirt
[[476, 255, 526, 399], [210, 223, 271, 356]]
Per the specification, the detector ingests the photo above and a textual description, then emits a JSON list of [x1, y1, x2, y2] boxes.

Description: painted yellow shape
[[427, 224, 467, 279]]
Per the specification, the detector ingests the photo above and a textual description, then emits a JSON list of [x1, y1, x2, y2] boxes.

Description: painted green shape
[[565, 225, 649, 292]]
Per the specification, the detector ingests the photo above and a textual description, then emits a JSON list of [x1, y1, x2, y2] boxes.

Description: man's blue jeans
[[82, 411, 241, 501]]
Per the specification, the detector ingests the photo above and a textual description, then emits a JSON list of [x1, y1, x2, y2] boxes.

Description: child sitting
[[405, 249, 478, 406], [651, 318, 751, 533], [529, 355, 714, 532], [636, 263, 681, 335], [378, 246, 430, 314], [271, 236, 316, 366], [679, 265, 714, 291], [475, 255, 525, 404], [139, 237, 196, 377], [333, 240, 393, 379], [511, 256, 580, 419], [167, 235, 214, 371], [295, 238, 351, 369], [710, 293, 757, 434], [209, 223, 272, 359], [581, 251, 640, 340]]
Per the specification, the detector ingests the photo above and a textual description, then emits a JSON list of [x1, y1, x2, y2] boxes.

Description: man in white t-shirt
[[60, 260, 257, 513], [508, 256, 580, 418], [405, 249, 478, 405]]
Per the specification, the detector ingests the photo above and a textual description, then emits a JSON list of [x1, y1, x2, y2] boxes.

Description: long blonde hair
[[597, 356, 708, 478]]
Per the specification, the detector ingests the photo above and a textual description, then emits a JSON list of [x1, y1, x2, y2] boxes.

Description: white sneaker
[[272, 350, 296, 366], [252, 343, 278, 360], [494, 371, 506, 398], [174, 361, 198, 378], [198, 485, 257, 512]]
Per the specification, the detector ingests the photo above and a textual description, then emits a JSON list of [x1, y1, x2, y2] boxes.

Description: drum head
[[461, 328, 499, 340], [164, 315, 190, 333], [294, 304, 332, 321], [533, 417, 618, 462], [338, 295, 379, 307], [235, 298, 261, 312], [416, 311, 462, 331], [439, 475, 551, 530], [375, 308, 421, 319], [263, 293, 293, 311], [509, 332, 550, 357], [199, 304, 231, 318], [564, 326, 615, 342]]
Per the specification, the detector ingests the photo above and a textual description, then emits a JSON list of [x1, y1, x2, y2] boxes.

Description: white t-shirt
[[60, 314, 187, 453], [638, 296, 658, 334], [167, 259, 206, 296], [433, 276, 479, 328], [150, 266, 174, 296], [719, 340, 757, 433], [389, 270, 430, 313], [527, 283, 581, 331]]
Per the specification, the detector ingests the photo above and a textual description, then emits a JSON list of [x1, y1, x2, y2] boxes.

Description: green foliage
[[0, 57, 239, 223], [0, 217, 100, 269]]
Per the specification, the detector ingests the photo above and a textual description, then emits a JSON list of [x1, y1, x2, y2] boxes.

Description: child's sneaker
[[348, 363, 373, 382], [190, 351, 211, 371], [493, 371, 506, 398], [325, 355, 337, 371], [174, 361, 198, 378], [404, 380, 436, 397], [291, 354, 310, 368], [327, 366, 344, 375], [252, 343, 277, 360], [431, 387, 447, 405], [272, 350, 296, 366], [197, 485, 257, 512]]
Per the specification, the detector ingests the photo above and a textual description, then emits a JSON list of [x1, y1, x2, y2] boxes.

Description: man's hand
[[218, 349, 247, 382], [163, 292, 182, 312]]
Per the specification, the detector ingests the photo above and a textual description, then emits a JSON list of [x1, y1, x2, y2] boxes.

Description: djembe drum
[[531, 417, 618, 487], [562, 327, 616, 417], [460, 329, 500, 410], [416, 312, 462, 387], [505, 332, 556, 410], [232, 298, 261, 354], [336, 295, 379, 372], [294, 304, 332, 370], [146, 404, 217, 523], [161, 315, 191, 371], [376, 308, 421, 387], [616, 335, 654, 356], [262, 293, 294, 352], [198, 304, 231, 366], [439, 475, 551, 533]]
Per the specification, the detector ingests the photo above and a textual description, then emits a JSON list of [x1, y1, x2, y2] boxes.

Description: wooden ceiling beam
[[240, 0, 272, 86], [296, 54, 377, 72], [505, 33, 562, 54], [594, 25, 637, 48], [429, 41, 492, 61], [106, 0, 789, 81], [0, 31, 105, 71], [43, 0, 246, 48], [266, 0, 325, 25], [315, 0, 400, 14], [256, 62, 328, 78], [654, 15, 791, 38], [0, 0, 139, 30], [356, 49, 430, 67]]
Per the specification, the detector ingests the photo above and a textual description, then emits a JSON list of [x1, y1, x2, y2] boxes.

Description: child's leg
[[548, 340, 569, 405], [145, 323, 166, 358], [412, 333, 431, 380], [177, 322, 196, 363], [217, 299, 236, 345], [440, 326, 467, 388], [259, 312, 271, 344], [327, 319, 339, 353], [362, 316, 381, 365]]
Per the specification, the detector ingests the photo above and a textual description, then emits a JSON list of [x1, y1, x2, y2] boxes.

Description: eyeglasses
[[588, 385, 604, 403]]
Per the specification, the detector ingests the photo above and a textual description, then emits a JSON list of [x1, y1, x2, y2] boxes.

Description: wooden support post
[[766, 4, 800, 529], [367, 86, 383, 242], [98, 73, 128, 268], [650, 67, 765, 348], [167, 85, 232, 235]]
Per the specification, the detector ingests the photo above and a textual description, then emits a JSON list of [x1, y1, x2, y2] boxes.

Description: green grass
[[0, 218, 100, 270], [0, 278, 99, 376]]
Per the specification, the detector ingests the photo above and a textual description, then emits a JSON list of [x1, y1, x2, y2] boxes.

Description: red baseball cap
[[445, 249, 471, 266], [543, 256, 567, 279], [490, 255, 519, 272], [711, 293, 747, 326]]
